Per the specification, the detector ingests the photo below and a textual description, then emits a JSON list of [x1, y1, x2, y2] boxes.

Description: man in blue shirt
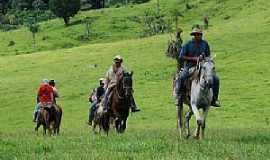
[[177, 27, 220, 107]]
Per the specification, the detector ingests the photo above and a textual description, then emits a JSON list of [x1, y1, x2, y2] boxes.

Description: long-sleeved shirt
[[105, 65, 127, 88], [179, 39, 211, 67]]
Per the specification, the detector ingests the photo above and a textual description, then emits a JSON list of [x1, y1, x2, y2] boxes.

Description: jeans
[[89, 101, 98, 123]]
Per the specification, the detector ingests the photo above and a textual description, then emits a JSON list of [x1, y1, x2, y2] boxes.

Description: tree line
[[0, 0, 150, 28]]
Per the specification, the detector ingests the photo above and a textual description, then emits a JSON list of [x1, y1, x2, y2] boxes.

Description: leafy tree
[[49, 0, 80, 26]]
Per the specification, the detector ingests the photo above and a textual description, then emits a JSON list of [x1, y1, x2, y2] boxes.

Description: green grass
[[1, 0, 270, 159]]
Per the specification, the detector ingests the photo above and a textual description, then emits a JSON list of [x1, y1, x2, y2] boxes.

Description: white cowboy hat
[[190, 27, 203, 36], [113, 55, 123, 63]]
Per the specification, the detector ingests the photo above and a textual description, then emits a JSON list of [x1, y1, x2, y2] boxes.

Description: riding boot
[[211, 97, 221, 107], [211, 74, 221, 107], [130, 96, 140, 112]]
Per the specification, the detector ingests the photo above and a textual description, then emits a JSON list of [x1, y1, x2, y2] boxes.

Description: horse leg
[[176, 104, 183, 137], [55, 107, 62, 135], [194, 119, 202, 140], [43, 125, 46, 135], [185, 109, 193, 139], [35, 122, 41, 135], [119, 119, 126, 133], [45, 116, 52, 136], [201, 107, 209, 139], [122, 118, 127, 132], [103, 113, 110, 136], [57, 112, 62, 134], [48, 123, 52, 136], [92, 119, 97, 134], [115, 118, 121, 133], [52, 121, 57, 135], [190, 101, 202, 139]]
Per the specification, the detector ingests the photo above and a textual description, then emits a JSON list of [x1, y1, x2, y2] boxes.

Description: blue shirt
[[179, 39, 211, 67]]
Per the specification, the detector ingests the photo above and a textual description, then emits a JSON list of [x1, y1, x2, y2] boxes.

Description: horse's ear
[[130, 71, 133, 76]]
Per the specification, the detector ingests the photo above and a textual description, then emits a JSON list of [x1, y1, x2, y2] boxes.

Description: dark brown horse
[[110, 71, 133, 133], [35, 104, 62, 135]]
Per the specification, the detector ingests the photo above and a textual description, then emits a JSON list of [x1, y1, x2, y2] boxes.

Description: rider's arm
[[104, 68, 111, 89], [50, 92, 54, 104], [182, 56, 198, 62], [53, 88, 59, 98]]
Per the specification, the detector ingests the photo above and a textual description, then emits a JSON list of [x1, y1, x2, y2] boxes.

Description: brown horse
[[110, 71, 134, 133], [35, 104, 62, 135], [35, 107, 52, 135]]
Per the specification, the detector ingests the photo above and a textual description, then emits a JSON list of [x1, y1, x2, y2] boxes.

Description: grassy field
[[1, 0, 270, 159]]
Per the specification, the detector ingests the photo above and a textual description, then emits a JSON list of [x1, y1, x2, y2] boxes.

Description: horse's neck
[[116, 81, 125, 97], [196, 73, 211, 99]]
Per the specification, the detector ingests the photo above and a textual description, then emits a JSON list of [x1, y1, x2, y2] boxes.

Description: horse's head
[[199, 57, 215, 88], [122, 71, 133, 97]]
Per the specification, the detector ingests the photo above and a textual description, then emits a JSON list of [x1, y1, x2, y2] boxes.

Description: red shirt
[[38, 84, 54, 103]]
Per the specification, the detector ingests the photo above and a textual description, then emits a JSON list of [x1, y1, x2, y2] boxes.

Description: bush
[[8, 40, 16, 47], [0, 24, 19, 31], [141, 9, 172, 37], [49, 0, 81, 26]]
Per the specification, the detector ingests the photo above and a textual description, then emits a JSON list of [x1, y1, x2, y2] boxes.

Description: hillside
[[0, 0, 270, 159], [1, 0, 266, 56]]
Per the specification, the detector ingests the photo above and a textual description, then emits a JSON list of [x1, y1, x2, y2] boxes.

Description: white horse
[[174, 57, 215, 139]]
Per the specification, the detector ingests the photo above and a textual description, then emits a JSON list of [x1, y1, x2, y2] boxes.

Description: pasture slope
[[1, 0, 270, 159]]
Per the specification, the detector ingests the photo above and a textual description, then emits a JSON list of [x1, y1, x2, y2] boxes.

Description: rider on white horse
[[176, 26, 221, 107]]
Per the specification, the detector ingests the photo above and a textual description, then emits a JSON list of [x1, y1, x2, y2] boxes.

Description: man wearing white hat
[[176, 26, 220, 107], [103, 55, 140, 112]]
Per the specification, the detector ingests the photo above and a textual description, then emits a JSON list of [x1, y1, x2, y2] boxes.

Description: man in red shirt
[[33, 79, 54, 122]]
